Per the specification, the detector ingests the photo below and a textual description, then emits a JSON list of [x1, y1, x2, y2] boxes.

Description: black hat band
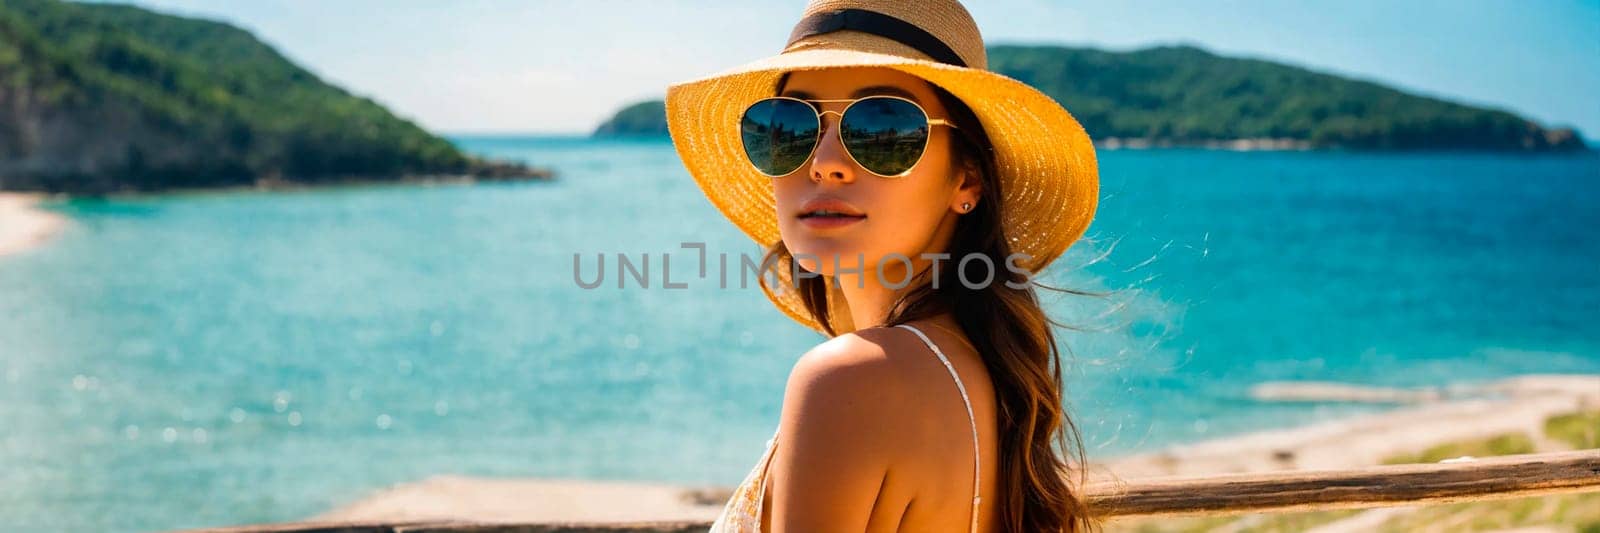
[[786, 8, 968, 68]]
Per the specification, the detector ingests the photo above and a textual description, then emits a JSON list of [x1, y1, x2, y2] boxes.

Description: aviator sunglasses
[[738, 95, 961, 178]]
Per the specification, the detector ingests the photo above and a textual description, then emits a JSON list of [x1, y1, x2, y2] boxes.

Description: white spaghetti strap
[[894, 324, 980, 533]]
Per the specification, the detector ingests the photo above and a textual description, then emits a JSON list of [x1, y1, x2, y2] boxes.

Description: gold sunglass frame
[[738, 95, 961, 179]]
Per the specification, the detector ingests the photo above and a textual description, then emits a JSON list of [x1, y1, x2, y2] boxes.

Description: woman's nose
[[809, 116, 856, 184]]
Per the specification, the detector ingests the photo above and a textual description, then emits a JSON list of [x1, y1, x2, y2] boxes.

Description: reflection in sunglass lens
[[740, 98, 820, 176], [841, 97, 931, 176]]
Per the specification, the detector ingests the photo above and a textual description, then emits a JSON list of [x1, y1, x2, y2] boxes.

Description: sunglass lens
[[740, 98, 819, 176], [840, 97, 931, 176]]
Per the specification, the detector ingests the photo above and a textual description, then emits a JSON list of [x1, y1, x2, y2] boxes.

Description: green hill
[[0, 0, 545, 194], [601, 44, 1586, 151], [592, 100, 667, 137]]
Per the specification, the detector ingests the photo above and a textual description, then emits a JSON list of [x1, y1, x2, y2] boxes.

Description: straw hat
[[665, 0, 1098, 335]]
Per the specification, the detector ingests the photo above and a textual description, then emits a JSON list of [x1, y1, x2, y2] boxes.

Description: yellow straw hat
[[665, 0, 1098, 335]]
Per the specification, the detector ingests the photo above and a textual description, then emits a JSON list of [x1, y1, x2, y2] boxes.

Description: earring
[[961, 202, 973, 212]]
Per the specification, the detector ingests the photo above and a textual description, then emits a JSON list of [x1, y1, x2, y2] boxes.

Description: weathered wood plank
[[1086, 449, 1600, 519], [185, 520, 709, 533], [178, 450, 1600, 532]]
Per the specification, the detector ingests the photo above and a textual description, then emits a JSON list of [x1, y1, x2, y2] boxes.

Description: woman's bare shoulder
[[788, 326, 936, 391], [778, 327, 945, 437], [768, 327, 941, 520]]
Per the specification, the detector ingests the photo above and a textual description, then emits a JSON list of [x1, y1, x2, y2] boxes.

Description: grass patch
[[1106, 510, 1362, 533], [1375, 492, 1600, 532], [1545, 410, 1600, 449], [1382, 432, 1534, 464]]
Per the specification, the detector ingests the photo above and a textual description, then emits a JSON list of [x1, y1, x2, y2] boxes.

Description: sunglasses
[[738, 95, 961, 178]]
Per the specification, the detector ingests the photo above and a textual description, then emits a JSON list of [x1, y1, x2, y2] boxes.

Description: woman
[[665, 0, 1100, 531]]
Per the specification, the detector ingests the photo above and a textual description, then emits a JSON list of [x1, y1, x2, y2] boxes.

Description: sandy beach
[[0, 192, 66, 258], [308, 374, 1600, 526], [1094, 374, 1599, 480]]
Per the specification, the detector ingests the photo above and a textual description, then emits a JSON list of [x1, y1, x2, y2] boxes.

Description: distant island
[[595, 44, 1587, 152], [591, 100, 667, 138], [0, 0, 549, 194]]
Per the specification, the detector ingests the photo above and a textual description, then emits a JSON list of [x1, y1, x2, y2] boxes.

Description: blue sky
[[120, 0, 1600, 137]]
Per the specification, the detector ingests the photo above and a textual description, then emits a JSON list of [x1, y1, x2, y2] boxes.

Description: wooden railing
[[183, 450, 1600, 533], [1085, 449, 1600, 518]]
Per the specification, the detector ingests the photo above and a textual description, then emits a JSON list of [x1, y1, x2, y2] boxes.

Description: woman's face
[[772, 66, 981, 280]]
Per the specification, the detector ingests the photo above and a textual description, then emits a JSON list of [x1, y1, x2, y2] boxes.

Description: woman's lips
[[797, 197, 866, 229], [798, 213, 867, 229]]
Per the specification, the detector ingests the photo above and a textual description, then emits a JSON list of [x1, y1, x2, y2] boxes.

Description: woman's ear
[[952, 161, 982, 214]]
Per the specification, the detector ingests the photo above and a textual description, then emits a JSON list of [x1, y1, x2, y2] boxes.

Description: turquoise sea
[[2, 136, 1597, 532]]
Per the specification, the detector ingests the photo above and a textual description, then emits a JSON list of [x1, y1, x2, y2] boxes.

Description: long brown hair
[[760, 74, 1101, 532]]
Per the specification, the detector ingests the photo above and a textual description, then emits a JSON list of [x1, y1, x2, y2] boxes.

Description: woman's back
[[710, 322, 997, 532]]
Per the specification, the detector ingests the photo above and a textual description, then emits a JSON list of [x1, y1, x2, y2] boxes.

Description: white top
[[708, 323, 982, 532]]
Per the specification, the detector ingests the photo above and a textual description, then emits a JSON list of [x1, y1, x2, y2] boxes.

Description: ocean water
[[1, 136, 1597, 531]]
